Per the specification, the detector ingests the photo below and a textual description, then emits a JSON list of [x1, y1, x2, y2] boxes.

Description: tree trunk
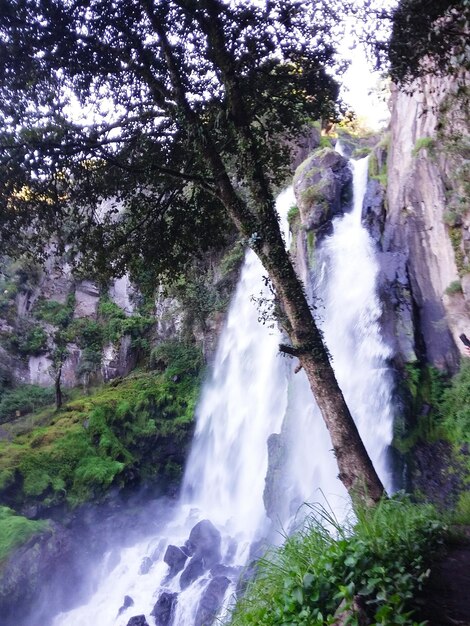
[[150, 10, 385, 506], [256, 225, 385, 506], [55, 366, 63, 410]]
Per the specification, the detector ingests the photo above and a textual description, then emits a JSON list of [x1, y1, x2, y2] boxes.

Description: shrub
[[34, 295, 75, 328], [445, 280, 463, 295], [230, 497, 444, 626], [149, 340, 204, 379], [0, 385, 55, 424], [438, 361, 470, 444], [287, 205, 300, 224], [412, 137, 436, 158]]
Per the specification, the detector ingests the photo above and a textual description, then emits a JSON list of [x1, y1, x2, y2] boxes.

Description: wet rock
[[186, 520, 221, 568], [150, 538, 166, 562], [210, 564, 241, 579], [151, 591, 178, 626], [263, 432, 287, 522], [118, 595, 134, 616], [180, 555, 206, 590], [139, 556, 153, 575], [195, 576, 230, 626], [163, 545, 188, 578], [127, 616, 149, 626], [293, 147, 352, 235], [362, 178, 386, 244], [224, 537, 238, 563]]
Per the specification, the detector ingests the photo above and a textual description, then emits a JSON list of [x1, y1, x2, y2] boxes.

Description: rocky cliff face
[[374, 72, 469, 371]]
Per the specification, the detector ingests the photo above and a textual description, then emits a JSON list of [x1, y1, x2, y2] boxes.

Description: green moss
[[445, 280, 463, 295], [394, 363, 446, 454], [0, 506, 48, 562], [319, 135, 332, 149], [352, 146, 371, 158], [449, 226, 467, 274], [412, 136, 436, 158], [0, 344, 203, 511], [219, 242, 245, 276], [306, 230, 316, 264], [287, 205, 300, 224]]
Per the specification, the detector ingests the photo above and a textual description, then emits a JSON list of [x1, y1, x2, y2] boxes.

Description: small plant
[[445, 280, 463, 295], [287, 205, 300, 224], [412, 137, 436, 157], [219, 242, 246, 276], [0, 385, 55, 424]]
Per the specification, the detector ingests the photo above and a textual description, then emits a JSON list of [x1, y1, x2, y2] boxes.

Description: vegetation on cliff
[[0, 340, 202, 515]]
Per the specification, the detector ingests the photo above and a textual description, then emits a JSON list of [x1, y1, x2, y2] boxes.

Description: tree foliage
[[382, 0, 469, 84], [0, 0, 340, 281], [0, 0, 385, 502]]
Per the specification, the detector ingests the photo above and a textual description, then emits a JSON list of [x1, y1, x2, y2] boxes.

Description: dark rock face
[[127, 615, 149, 626], [195, 576, 230, 626], [362, 178, 386, 244], [151, 591, 178, 626], [118, 595, 135, 616], [180, 555, 206, 590], [163, 545, 188, 579], [0, 521, 77, 626], [186, 520, 221, 568]]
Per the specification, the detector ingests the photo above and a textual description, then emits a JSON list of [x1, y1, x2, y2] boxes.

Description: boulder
[[293, 147, 352, 235], [118, 595, 134, 616], [163, 545, 188, 579], [186, 520, 221, 568], [127, 616, 149, 626], [195, 576, 230, 626], [151, 591, 178, 626], [180, 555, 206, 590]]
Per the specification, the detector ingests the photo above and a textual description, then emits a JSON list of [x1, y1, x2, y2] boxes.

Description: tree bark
[[55, 366, 62, 411], [256, 222, 385, 506]]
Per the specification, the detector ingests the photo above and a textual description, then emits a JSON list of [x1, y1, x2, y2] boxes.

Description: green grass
[[0, 506, 48, 562], [230, 497, 444, 626], [287, 205, 300, 224], [0, 342, 203, 511]]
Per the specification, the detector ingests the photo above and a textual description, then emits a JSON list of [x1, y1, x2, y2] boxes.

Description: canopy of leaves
[[387, 0, 469, 84], [0, 0, 343, 283]]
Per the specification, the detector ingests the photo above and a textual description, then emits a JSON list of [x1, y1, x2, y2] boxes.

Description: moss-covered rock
[[293, 147, 352, 235]]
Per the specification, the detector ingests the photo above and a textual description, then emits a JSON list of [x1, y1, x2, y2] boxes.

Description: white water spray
[[51, 161, 394, 626]]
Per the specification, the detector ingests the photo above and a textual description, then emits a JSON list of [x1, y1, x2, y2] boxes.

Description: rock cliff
[[373, 71, 469, 371]]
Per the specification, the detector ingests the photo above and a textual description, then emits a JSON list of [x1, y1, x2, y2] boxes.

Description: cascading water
[[50, 158, 394, 626]]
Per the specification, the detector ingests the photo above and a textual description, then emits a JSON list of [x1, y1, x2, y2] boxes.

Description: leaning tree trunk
[[55, 366, 63, 411], [255, 223, 385, 506], [153, 15, 385, 506]]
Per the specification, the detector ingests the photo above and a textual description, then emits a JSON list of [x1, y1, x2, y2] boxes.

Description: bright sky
[[340, 45, 389, 130], [338, 1, 397, 130]]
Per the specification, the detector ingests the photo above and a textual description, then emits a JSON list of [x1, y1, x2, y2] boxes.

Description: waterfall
[[50, 160, 394, 626]]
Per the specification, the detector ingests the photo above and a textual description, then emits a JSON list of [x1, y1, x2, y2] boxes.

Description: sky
[[338, 1, 397, 130]]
